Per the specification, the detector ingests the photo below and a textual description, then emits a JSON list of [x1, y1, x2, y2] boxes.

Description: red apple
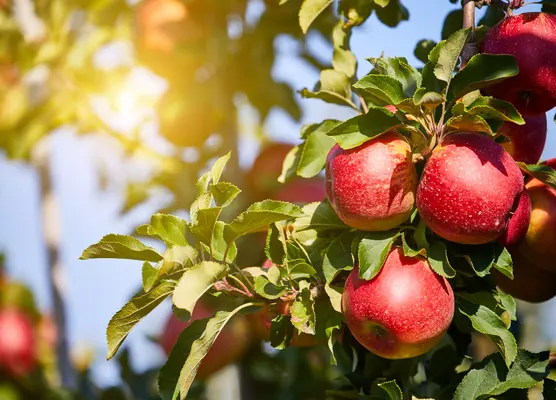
[[0, 309, 37, 377], [417, 133, 524, 245], [499, 115, 547, 165], [492, 251, 556, 303], [247, 142, 294, 199], [274, 178, 326, 204], [498, 189, 531, 248], [342, 248, 454, 359], [160, 301, 250, 379], [482, 13, 556, 115], [516, 158, 556, 272], [325, 132, 417, 231]]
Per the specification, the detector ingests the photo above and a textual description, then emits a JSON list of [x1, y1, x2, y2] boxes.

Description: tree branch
[[461, 0, 479, 67]]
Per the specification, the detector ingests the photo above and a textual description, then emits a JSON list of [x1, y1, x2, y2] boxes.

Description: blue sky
[[0, 1, 554, 386]]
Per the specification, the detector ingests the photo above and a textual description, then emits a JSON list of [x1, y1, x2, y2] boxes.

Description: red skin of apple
[[517, 158, 556, 272], [417, 133, 524, 245], [482, 13, 556, 115], [499, 114, 547, 165], [325, 131, 417, 231], [247, 143, 294, 199], [160, 302, 250, 379], [274, 178, 326, 205], [0, 309, 37, 377], [498, 189, 531, 248], [342, 248, 454, 359], [492, 251, 556, 303]]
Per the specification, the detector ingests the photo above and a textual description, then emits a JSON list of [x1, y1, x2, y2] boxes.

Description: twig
[[461, 0, 479, 67], [358, 95, 369, 113]]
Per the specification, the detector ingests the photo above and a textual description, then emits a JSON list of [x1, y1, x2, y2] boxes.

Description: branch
[[461, 0, 479, 67]]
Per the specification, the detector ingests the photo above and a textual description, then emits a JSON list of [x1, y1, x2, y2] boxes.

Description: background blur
[[0, 0, 554, 396]]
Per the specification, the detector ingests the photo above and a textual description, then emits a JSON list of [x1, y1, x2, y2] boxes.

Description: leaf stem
[[227, 274, 253, 297], [359, 95, 369, 113]]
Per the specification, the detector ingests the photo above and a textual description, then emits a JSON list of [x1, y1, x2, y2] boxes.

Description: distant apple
[[499, 115, 547, 165], [274, 178, 326, 204], [247, 142, 294, 199], [0, 309, 37, 377]]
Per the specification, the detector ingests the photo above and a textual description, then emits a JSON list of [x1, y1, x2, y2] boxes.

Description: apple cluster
[[324, 12, 556, 360]]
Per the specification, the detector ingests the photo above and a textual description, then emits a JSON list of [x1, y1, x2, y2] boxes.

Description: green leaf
[[294, 202, 348, 232], [464, 97, 524, 125], [374, 0, 390, 6], [289, 259, 317, 280], [325, 310, 343, 365], [146, 245, 198, 292], [400, 232, 426, 258], [414, 39, 437, 64], [357, 232, 400, 280], [211, 182, 241, 207], [493, 243, 513, 279], [270, 314, 294, 350], [453, 349, 549, 400], [278, 144, 303, 184], [158, 304, 253, 400], [450, 54, 519, 100], [458, 297, 517, 367], [434, 28, 471, 88], [462, 244, 496, 277], [291, 280, 316, 335], [413, 219, 429, 250], [326, 107, 401, 149], [428, 242, 456, 278], [80, 234, 163, 262], [323, 231, 357, 283], [378, 380, 403, 400], [444, 114, 493, 135], [224, 200, 304, 244], [107, 281, 174, 360], [301, 69, 355, 109], [353, 74, 406, 105], [210, 151, 231, 185], [189, 208, 222, 248], [298, 120, 341, 178], [368, 56, 422, 96], [543, 378, 556, 398], [136, 214, 188, 247], [172, 261, 229, 321], [299, 0, 333, 34], [497, 289, 517, 322], [266, 222, 287, 265], [518, 163, 556, 190], [254, 276, 286, 300], [413, 88, 446, 110], [141, 261, 157, 292], [207, 221, 237, 262], [332, 20, 357, 78]]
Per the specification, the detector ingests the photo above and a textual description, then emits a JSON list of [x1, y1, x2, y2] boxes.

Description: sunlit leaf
[[299, 0, 334, 34], [80, 234, 163, 262]]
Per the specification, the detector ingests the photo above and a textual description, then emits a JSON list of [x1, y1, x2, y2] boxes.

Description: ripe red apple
[[516, 158, 556, 272], [342, 248, 454, 359], [482, 13, 556, 115], [274, 178, 326, 204], [0, 309, 37, 377], [498, 189, 531, 248], [492, 251, 556, 303], [247, 142, 294, 199], [325, 132, 417, 231], [160, 301, 250, 379], [499, 114, 547, 165], [417, 132, 524, 245]]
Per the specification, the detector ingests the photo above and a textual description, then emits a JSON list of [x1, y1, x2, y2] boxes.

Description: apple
[[0, 309, 37, 377], [325, 131, 417, 231], [516, 158, 556, 272], [247, 142, 294, 199], [417, 132, 524, 245], [482, 13, 556, 115], [498, 189, 531, 248], [499, 114, 547, 165], [342, 248, 454, 359], [274, 178, 326, 204], [160, 300, 250, 379], [492, 251, 556, 303]]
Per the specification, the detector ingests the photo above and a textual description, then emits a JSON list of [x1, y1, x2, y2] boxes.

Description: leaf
[[493, 243, 513, 279], [368, 56, 422, 96], [357, 231, 400, 281], [106, 281, 174, 360], [289, 260, 317, 280], [158, 304, 253, 400], [497, 289, 517, 322], [323, 231, 357, 283], [332, 20, 357, 78], [325, 310, 344, 365], [451, 54, 519, 100], [458, 297, 517, 367], [211, 182, 241, 207], [353, 74, 406, 105], [208, 221, 237, 262], [326, 107, 401, 149], [453, 349, 549, 400], [291, 280, 316, 335], [444, 114, 493, 135], [464, 97, 524, 125], [298, 120, 341, 178], [147, 245, 198, 292], [412, 88, 446, 110], [518, 163, 556, 190], [224, 200, 303, 244], [254, 276, 286, 300], [210, 151, 231, 185], [141, 262, 157, 292], [80, 234, 163, 262], [378, 380, 403, 400], [270, 314, 294, 350], [462, 244, 496, 277], [400, 232, 426, 258], [266, 222, 287, 265], [172, 262, 229, 321], [299, 0, 333, 34], [434, 28, 471, 88], [414, 39, 437, 64], [136, 214, 188, 247], [301, 69, 354, 109], [294, 202, 348, 232], [189, 208, 222, 248], [278, 144, 303, 184], [428, 242, 456, 278]]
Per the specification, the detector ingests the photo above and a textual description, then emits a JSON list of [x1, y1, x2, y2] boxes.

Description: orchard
[[1, 0, 556, 399]]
